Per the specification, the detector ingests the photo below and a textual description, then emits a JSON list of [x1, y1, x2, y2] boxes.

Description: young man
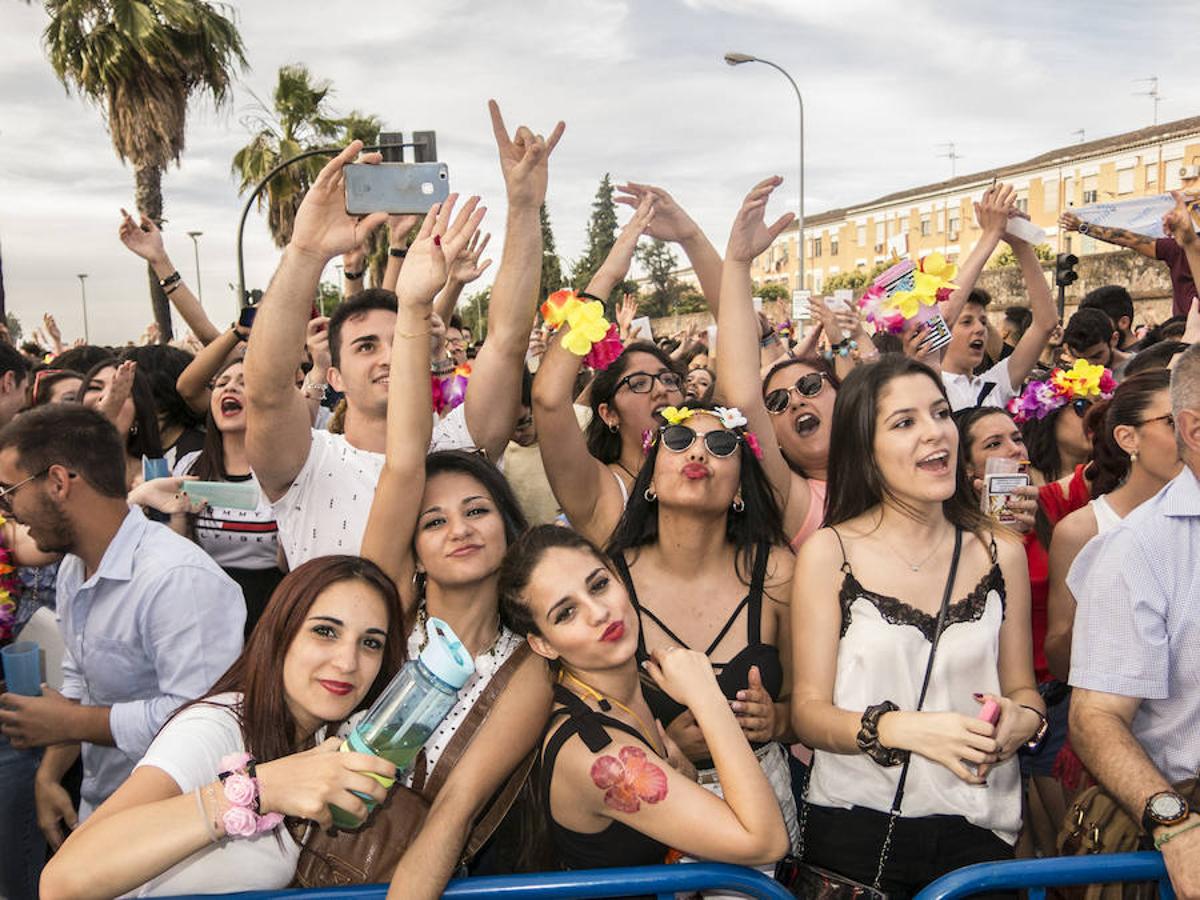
[[0, 406, 243, 845], [1079, 285, 1138, 351], [1068, 343, 1200, 899], [1063, 307, 1132, 378], [0, 342, 30, 428], [244, 101, 561, 566]]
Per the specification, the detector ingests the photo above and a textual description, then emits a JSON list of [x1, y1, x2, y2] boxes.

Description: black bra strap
[[746, 541, 770, 646], [612, 552, 651, 660], [830, 527, 852, 574]]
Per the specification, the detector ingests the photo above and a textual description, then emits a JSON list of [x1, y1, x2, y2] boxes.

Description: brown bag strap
[[420, 641, 533, 800]]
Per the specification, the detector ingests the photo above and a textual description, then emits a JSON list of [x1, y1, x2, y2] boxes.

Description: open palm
[[726, 176, 795, 264]]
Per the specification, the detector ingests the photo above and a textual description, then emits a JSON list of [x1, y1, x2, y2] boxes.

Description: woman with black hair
[[122, 345, 208, 468], [80, 358, 164, 488], [792, 355, 1045, 894]]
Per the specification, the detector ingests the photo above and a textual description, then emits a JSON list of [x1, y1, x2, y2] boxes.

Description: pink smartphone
[[977, 699, 1000, 725]]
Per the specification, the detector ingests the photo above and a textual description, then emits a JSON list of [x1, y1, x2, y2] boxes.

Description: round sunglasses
[[660, 424, 741, 457], [765, 372, 830, 414]]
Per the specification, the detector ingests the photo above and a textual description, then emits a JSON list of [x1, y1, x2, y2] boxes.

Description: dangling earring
[[1130, 449, 1139, 464], [608, 422, 619, 434], [644, 486, 657, 503], [732, 496, 745, 513]]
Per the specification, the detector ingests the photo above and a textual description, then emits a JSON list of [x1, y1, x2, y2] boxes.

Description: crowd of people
[[0, 98, 1198, 900]]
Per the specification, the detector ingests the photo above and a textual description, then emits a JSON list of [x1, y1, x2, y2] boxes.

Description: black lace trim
[[838, 565, 1005, 641]]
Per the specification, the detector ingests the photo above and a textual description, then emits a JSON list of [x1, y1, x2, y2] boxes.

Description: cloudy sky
[[2, 0, 1196, 345]]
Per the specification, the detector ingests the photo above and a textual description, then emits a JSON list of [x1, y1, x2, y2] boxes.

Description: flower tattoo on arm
[[590, 746, 668, 812]]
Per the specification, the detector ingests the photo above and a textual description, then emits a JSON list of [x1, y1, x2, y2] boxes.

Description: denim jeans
[[0, 732, 45, 900]]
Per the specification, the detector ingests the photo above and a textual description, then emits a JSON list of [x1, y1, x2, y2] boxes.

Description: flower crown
[[858, 254, 958, 334], [642, 406, 764, 459], [1008, 359, 1116, 424], [540, 290, 624, 370]]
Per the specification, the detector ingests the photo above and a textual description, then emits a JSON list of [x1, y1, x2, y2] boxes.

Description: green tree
[[754, 282, 790, 303], [315, 280, 341, 317], [461, 288, 491, 342], [635, 238, 686, 318], [540, 203, 564, 300], [987, 243, 1055, 269], [43, 0, 246, 340], [570, 174, 619, 305], [824, 260, 891, 293]]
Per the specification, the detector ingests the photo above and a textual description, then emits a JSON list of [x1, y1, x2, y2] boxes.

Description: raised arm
[[462, 101, 565, 462], [381, 214, 420, 293], [941, 184, 1015, 328], [176, 326, 246, 415], [1060, 210, 1157, 258], [1163, 191, 1200, 280], [433, 228, 491, 325], [244, 142, 388, 500], [1003, 220, 1059, 388], [118, 210, 221, 345], [360, 198, 484, 611]]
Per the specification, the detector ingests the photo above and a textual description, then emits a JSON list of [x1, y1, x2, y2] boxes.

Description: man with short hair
[[1068, 342, 1200, 899], [0, 342, 30, 427], [0, 405, 244, 845], [1080, 285, 1138, 351], [1062, 307, 1132, 378]]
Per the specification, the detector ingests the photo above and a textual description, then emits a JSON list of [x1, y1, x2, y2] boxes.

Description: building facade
[[751, 116, 1200, 294]]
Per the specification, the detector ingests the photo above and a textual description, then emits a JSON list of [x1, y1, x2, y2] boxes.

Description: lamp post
[[724, 51, 805, 292], [186, 231, 204, 303], [76, 273, 90, 342]]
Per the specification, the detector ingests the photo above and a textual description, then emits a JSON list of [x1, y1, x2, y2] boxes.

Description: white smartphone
[[344, 163, 450, 214]]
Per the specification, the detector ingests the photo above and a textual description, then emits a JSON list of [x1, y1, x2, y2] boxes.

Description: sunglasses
[[765, 372, 830, 414], [615, 370, 684, 395], [1070, 398, 1091, 417], [660, 424, 741, 458]]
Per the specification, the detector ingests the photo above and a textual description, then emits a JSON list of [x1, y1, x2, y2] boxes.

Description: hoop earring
[[732, 496, 745, 513], [644, 486, 657, 503], [608, 422, 619, 434]]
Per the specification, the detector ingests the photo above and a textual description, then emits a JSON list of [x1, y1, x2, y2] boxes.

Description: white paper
[[791, 290, 812, 322], [628, 316, 653, 341], [1073, 193, 1188, 239]]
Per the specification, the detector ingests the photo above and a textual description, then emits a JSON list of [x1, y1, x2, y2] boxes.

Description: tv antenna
[[1133, 77, 1163, 125], [936, 142, 963, 178]]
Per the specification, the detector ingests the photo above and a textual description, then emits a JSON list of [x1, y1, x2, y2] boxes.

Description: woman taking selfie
[[791, 355, 1046, 894]]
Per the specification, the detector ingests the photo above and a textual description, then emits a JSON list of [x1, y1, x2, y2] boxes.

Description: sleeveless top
[[539, 683, 669, 870], [807, 530, 1023, 844], [1039, 464, 1091, 528], [1090, 494, 1122, 534], [789, 478, 827, 550], [612, 544, 783, 759]]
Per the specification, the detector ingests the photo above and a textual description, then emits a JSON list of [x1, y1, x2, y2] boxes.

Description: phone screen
[[238, 306, 257, 329]]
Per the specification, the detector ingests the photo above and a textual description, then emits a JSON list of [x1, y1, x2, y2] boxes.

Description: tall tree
[[635, 238, 686, 318], [539, 203, 564, 300], [43, 0, 246, 340], [570, 174, 619, 307]]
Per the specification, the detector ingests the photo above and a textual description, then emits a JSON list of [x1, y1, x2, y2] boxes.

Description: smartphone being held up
[[344, 163, 450, 215], [238, 305, 257, 330]]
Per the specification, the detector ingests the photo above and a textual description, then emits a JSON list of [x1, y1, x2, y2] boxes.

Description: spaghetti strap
[[702, 595, 752, 659], [612, 552, 653, 660], [988, 533, 999, 564], [639, 605, 695, 652], [830, 527, 853, 574], [610, 467, 630, 507]]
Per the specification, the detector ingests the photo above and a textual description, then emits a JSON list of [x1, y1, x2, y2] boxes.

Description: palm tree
[[232, 65, 380, 250], [43, 0, 246, 341]]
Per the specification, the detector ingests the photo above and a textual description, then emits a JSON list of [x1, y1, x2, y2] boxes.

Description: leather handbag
[[291, 642, 535, 887], [776, 528, 963, 900]]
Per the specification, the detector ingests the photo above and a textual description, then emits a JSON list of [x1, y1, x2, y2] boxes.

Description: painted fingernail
[[433, 235, 441, 246], [973, 692, 984, 700]]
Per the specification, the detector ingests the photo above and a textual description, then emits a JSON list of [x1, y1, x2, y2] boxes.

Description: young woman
[[685, 365, 716, 404], [80, 358, 165, 488], [29, 368, 84, 407], [498, 524, 789, 870], [792, 355, 1046, 894], [352, 199, 553, 899], [38, 556, 406, 899], [122, 345, 208, 469], [1043, 370, 1181, 681]]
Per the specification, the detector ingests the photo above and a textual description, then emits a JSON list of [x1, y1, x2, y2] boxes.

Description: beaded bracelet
[[1155, 818, 1200, 850], [822, 338, 858, 361], [218, 752, 284, 838]]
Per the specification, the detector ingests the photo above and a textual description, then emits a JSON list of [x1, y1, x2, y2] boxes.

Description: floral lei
[[0, 515, 21, 644], [1008, 359, 1117, 424], [540, 290, 624, 370], [642, 405, 764, 460], [431, 362, 471, 416]]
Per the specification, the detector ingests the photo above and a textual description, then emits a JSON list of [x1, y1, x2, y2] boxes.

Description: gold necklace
[[559, 670, 664, 755]]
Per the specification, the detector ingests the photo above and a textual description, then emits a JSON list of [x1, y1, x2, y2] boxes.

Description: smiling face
[[964, 411, 1028, 479], [0, 447, 73, 554], [209, 362, 246, 434], [650, 413, 742, 513], [685, 368, 714, 402], [328, 309, 395, 419], [80, 364, 135, 440], [764, 361, 837, 476], [523, 546, 637, 670], [445, 327, 467, 366], [874, 373, 959, 505], [414, 471, 508, 588], [944, 301, 988, 372], [282, 579, 390, 738], [600, 351, 685, 441]]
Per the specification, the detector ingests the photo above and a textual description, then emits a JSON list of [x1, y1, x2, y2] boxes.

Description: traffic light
[[1055, 253, 1079, 288]]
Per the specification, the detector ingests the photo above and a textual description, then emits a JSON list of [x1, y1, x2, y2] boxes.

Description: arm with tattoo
[[1060, 211, 1157, 258]]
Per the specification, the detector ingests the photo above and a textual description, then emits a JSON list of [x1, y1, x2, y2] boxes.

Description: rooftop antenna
[[1133, 77, 1162, 126], [1071, 129, 1086, 144], [936, 142, 963, 178]]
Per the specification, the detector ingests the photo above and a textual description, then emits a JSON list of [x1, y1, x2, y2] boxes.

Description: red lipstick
[[319, 679, 353, 696], [600, 622, 625, 642], [682, 462, 710, 480]]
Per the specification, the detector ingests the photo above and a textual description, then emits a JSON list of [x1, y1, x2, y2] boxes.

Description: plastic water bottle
[[330, 616, 475, 829]]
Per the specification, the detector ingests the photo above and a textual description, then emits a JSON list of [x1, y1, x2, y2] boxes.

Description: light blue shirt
[[56, 508, 245, 817], [1068, 467, 1200, 784]]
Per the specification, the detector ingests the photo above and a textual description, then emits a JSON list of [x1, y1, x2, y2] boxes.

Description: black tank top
[[612, 543, 783, 748], [539, 683, 669, 870]]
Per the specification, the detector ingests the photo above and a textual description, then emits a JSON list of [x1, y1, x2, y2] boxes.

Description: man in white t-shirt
[[245, 134, 543, 566]]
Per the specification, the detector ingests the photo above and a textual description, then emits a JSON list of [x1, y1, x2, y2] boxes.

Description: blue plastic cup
[[1, 641, 42, 696]]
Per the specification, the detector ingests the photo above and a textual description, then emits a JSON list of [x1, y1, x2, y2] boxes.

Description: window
[[830, 237, 839, 256], [1117, 168, 1134, 194], [813, 237, 822, 258], [948, 215, 960, 239], [875, 222, 886, 244], [1146, 163, 1158, 187], [1166, 160, 1184, 190], [920, 217, 931, 236], [856, 225, 866, 246], [1016, 194, 1029, 213], [1082, 189, 1099, 204]]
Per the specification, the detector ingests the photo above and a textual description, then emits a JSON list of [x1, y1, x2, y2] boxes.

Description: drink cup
[[1, 641, 42, 697]]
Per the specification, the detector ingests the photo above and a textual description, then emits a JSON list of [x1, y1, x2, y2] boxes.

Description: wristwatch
[[1077, 223, 1090, 235], [856, 701, 908, 767], [1019, 704, 1050, 753], [1141, 791, 1190, 834]]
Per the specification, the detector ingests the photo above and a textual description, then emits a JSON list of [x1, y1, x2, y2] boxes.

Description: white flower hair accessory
[[713, 406, 748, 430]]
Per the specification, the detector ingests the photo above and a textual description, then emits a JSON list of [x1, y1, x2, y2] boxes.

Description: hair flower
[[743, 430, 764, 460], [641, 428, 656, 455], [1008, 359, 1115, 424], [562, 301, 611, 356], [660, 406, 694, 425], [540, 289, 582, 329], [582, 323, 624, 370], [713, 406, 748, 429]]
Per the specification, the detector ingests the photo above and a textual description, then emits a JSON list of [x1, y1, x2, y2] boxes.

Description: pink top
[[790, 478, 828, 551]]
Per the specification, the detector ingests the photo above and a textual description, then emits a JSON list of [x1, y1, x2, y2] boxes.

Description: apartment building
[[751, 116, 1200, 293]]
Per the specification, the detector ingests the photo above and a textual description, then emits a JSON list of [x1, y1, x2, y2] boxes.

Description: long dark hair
[[584, 342, 682, 464], [82, 358, 164, 459], [761, 354, 841, 477], [1085, 370, 1172, 497], [187, 359, 242, 483], [1019, 409, 1066, 483], [499, 525, 612, 636], [825, 355, 989, 534], [606, 401, 788, 585], [121, 344, 206, 432]]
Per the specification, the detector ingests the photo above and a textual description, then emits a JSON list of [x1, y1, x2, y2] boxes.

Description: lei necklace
[[1008, 359, 1116, 424], [0, 515, 21, 644]]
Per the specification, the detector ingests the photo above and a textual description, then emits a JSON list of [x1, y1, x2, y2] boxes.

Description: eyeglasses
[[1070, 398, 1091, 418], [1138, 413, 1176, 429], [660, 424, 741, 458], [765, 372, 830, 414], [615, 370, 683, 395], [0, 466, 51, 512]]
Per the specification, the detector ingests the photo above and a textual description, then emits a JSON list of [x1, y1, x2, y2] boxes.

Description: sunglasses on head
[[615, 370, 684, 395], [765, 372, 829, 414], [660, 423, 741, 458]]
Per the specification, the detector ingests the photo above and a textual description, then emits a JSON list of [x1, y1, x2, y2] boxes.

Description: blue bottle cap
[[420, 617, 476, 690]]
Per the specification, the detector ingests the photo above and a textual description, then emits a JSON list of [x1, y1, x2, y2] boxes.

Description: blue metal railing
[[914, 852, 1172, 900], [164, 862, 794, 900]]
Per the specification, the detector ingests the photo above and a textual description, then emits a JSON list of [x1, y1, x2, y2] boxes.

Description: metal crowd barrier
[[162, 862, 795, 899], [914, 851, 1173, 900]]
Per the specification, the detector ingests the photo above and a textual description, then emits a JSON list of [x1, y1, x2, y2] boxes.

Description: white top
[[941, 358, 1016, 412], [807, 563, 1022, 844], [270, 404, 474, 566], [174, 451, 279, 571], [129, 693, 320, 897], [1090, 494, 1122, 534]]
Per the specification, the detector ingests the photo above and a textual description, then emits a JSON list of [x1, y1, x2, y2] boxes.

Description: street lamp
[[76, 273, 90, 343], [186, 231, 203, 303], [724, 51, 805, 292]]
